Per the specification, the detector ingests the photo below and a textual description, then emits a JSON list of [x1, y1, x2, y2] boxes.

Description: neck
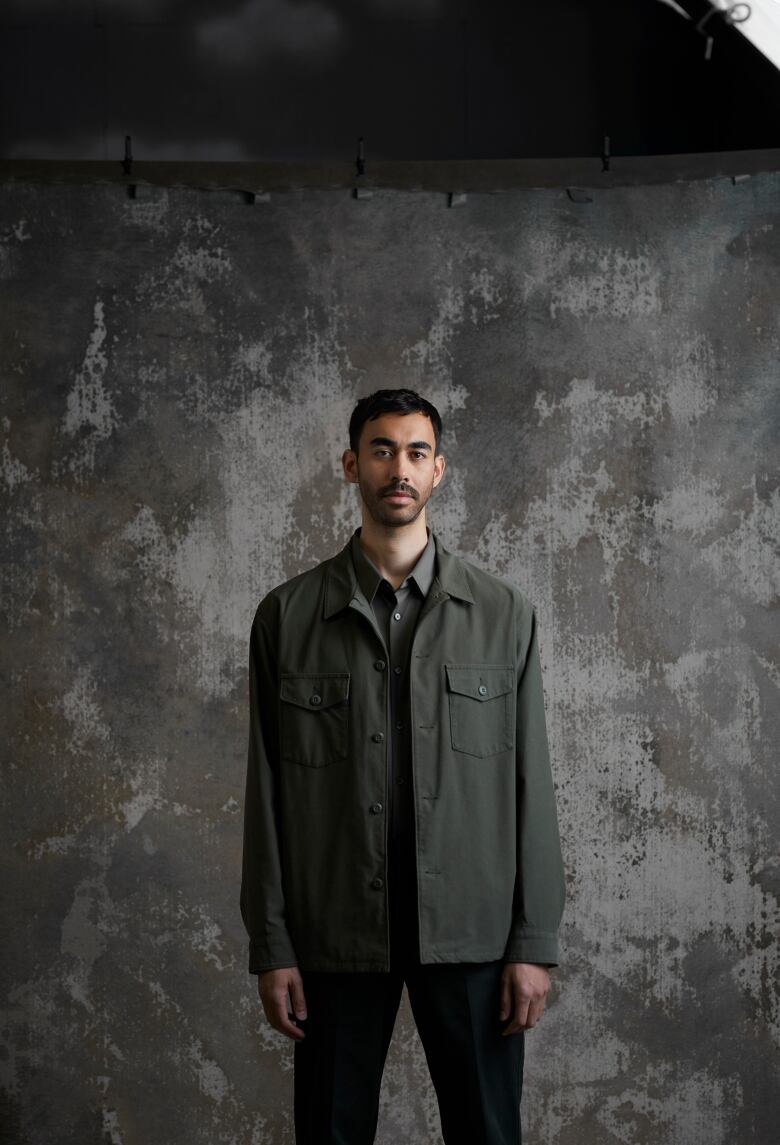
[[357, 515, 429, 591]]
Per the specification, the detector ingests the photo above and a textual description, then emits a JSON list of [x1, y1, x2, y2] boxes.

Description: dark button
[[393, 612, 401, 621], [309, 693, 322, 706], [371, 877, 384, 889], [393, 666, 402, 675], [396, 776, 405, 785], [372, 732, 384, 743], [370, 802, 383, 814], [374, 659, 386, 670], [478, 684, 487, 696], [395, 722, 403, 730]]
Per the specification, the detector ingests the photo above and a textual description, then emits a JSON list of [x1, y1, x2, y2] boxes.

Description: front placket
[[405, 579, 451, 960], [346, 596, 393, 953]]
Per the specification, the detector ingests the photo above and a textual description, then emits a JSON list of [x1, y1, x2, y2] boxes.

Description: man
[[241, 388, 566, 1144]]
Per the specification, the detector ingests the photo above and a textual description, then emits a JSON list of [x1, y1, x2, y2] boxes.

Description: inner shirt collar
[[350, 525, 436, 604]]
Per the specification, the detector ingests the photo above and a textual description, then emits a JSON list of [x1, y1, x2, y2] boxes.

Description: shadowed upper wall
[[0, 171, 777, 1144], [3, 0, 780, 162]]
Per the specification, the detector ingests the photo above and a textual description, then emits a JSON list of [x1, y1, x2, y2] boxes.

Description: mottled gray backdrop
[[1, 173, 778, 1144]]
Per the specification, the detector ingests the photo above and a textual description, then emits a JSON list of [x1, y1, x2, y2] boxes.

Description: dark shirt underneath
[[349, 525, 436, 855]]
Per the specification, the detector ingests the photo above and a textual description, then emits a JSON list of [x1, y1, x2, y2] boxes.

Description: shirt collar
[[323, 528, 474, 620], [350, 525, 437, 604]]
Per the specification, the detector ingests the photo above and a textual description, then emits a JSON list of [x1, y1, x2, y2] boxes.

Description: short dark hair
[[348, 388, 443, 456]]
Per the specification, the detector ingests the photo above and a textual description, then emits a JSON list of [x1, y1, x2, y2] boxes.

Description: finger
[[525, 989, 548, 1028], [276, 996, 306, 1040], [524, 997, 546, 1029], [500, 995, 525, 1037], [502, 990, 534, 1036], [501, 1011, 524, 1036], [265, 989, 306, 1041], [498, 975, 513, 1021], [520, 1003, 545, 1030], [289, 978, 308, 1022]]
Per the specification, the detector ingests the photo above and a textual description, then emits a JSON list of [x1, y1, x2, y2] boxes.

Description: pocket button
[[309, 693, 322, 705]]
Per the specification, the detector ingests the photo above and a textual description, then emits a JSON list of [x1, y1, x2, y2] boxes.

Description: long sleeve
[[502, 604, 566, 966], [240, 606, 299, 974]]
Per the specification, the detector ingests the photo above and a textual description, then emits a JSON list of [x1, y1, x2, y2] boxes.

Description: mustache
[[383, 485, 417, 499]]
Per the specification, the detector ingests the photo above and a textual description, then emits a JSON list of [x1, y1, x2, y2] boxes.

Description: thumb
[[498, 974, 512, 1020], [289, 976, 308, 1020]]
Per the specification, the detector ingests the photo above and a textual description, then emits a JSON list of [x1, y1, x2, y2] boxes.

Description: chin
[[387, 507, 423, 526]]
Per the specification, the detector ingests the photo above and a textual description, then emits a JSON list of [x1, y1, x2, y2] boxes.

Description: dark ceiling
[[1, 0, 778, 162]]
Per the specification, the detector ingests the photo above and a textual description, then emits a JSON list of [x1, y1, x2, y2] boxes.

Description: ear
[[342, 448, 358, 483]]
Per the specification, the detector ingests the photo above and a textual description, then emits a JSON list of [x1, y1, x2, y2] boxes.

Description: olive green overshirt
[[240, 526, 566, 973]]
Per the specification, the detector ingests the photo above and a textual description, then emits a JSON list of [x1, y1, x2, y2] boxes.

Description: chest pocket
[[445, 664, 514, 758], [279, 672, 350, 767]]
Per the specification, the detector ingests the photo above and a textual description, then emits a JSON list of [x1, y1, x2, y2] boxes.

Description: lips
[[384, 492, 414, 501]]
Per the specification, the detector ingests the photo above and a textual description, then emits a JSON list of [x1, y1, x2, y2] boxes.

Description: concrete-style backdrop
[[1, 172, 777, 1144]]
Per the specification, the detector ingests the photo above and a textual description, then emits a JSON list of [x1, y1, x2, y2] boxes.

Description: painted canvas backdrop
[[1, 174, 777, 1144]]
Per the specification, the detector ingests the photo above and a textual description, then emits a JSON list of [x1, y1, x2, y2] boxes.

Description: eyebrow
[[368, 436, 432, 452]]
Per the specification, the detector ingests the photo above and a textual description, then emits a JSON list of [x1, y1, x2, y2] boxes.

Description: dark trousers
[[292, 845, 525, 1145]]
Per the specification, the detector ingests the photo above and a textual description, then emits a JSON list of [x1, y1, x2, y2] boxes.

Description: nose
[[389, 453, 410, 483]]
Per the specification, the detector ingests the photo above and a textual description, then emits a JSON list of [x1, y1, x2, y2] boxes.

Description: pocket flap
[[280, 672, 350, 710], [445, 664, 514, 701]]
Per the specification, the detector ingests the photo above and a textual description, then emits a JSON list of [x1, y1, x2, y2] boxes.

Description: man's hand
[[499, 962, 551, 1035], [257, 966, 308, 1041]]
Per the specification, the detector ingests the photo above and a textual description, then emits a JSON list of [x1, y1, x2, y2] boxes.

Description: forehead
[[361, 410, 434, 445]]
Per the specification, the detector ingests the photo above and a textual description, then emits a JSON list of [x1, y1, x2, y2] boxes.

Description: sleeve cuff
[[248, 938, 299, 975], [502, 932, 560, 966]]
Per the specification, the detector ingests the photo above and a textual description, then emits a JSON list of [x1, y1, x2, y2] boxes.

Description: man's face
[[343, 411, 445, 528]]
